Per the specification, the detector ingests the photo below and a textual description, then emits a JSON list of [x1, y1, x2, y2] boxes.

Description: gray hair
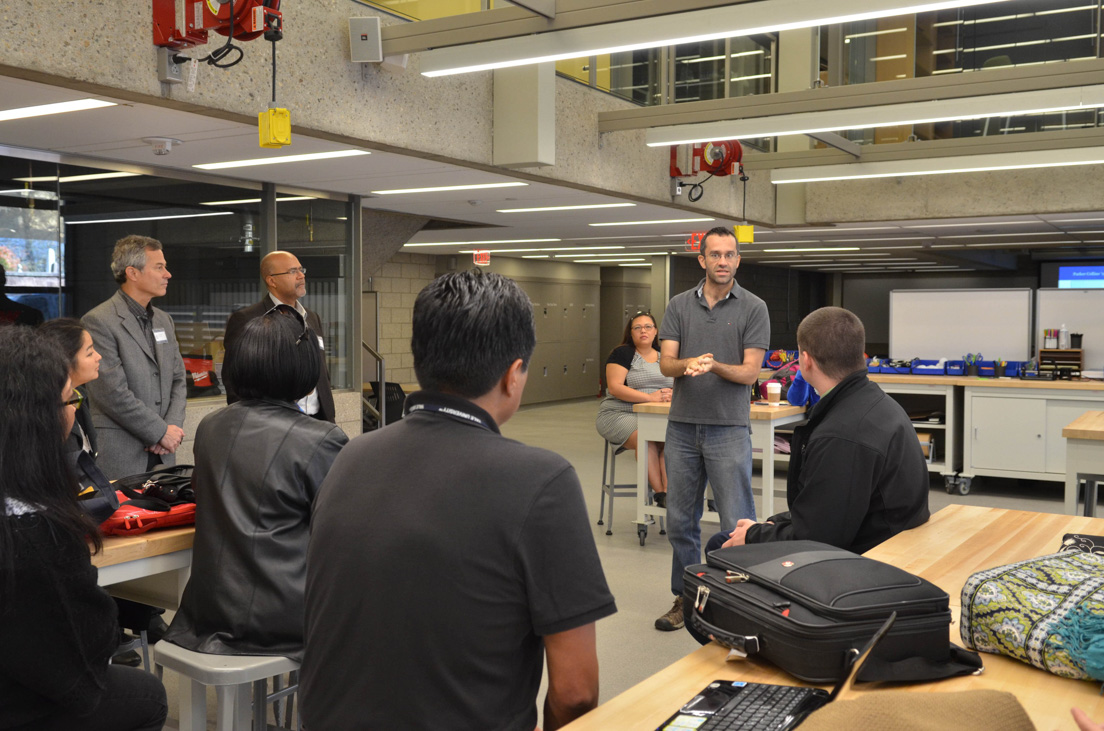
[[110, 235, 163, 284]]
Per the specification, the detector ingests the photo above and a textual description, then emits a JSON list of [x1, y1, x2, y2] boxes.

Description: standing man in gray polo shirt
[[654, 226, 770, 631]]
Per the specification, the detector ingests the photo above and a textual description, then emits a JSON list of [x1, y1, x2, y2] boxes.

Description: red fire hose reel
[[153, 0, 282, 50]]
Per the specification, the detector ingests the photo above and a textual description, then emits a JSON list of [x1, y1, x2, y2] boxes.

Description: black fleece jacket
[[746, 369, 930, 553]]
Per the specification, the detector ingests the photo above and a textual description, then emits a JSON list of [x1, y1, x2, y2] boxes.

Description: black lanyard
[[405, 400, 496, 433]]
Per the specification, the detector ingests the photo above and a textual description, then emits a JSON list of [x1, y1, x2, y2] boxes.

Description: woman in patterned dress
[[595, 312, 674, 506]]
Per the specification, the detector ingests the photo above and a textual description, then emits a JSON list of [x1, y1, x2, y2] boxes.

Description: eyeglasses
[[632, 324, 656, 332], [705, 251, 738, 261], [264, 303, 309, 345], [63, 390, 84, 410], [270, 267, 307, 277]]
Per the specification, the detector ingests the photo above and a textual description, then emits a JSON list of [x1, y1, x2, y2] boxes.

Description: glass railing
[[364, 0, 1100, 145]]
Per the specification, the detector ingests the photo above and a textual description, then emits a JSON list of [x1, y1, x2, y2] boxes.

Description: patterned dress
[[595, 345, 673, 447]]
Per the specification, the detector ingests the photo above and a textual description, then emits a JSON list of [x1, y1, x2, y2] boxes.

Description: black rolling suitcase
[[682, 541, 982, 684]]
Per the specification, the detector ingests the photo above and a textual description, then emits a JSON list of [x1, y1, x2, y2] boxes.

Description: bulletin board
[[889, 288, 1032, 361], [1037, 288, 1104, 373]]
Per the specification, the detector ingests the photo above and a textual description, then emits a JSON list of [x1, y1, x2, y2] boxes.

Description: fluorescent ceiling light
[[763, 247, 860, 252], [372, 182, 526, 195], [497, 203, 634, 213], [195, 150, 369, 170], [457, 245, 624, 253], [942, 231, 1068, 239], [0, 98, 115, 122], [907, 220, 1036, 228], [201, 196, 314, 206], [827, 237, 931, 242], [0, 188, 58, 201], [589, 218, 714, 227], [419, 0, 1010, 77], [406, 238, 561, 247], [648, 84, 1104, 146], [13, 172, 140, 184], [66, 211, 233, 226], [522, 255, 550, 258], [620, 263, 653, 267], [771, 146, 1104, 184], [578, 258, 646, 263]]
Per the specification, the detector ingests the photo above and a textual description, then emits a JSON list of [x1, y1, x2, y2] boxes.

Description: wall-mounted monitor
[[1058, 264, 1104, 289]]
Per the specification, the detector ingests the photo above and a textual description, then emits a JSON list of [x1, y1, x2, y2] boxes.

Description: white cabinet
[[963, 387, 1104, 483], [969, 396, 1045, 473]]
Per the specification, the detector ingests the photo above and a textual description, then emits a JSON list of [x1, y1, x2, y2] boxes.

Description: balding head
[[261, 251, 306, 306]]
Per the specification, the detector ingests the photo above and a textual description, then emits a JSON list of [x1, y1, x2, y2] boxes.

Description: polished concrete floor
[[159, 396, 1073, 729]]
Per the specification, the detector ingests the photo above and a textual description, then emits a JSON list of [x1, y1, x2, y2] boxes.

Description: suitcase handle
[[689, 610, 760, 656]]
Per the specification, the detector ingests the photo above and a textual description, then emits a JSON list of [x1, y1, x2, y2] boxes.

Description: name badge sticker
[[153, 328, 169, 343], [317, 335, 324, 350]]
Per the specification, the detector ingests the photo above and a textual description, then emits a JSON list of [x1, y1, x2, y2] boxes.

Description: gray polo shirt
[[659, 278, 770, 426]]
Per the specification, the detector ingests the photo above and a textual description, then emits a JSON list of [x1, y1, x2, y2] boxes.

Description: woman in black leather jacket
[[163, 305, 348, 661]]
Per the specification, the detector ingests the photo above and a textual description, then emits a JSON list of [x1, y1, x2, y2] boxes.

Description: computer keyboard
[[698, 683, 817, 731]]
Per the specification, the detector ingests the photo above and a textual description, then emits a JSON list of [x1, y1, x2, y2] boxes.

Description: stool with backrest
[[154, 641, 299, 731], [598, 440, 664, 536]]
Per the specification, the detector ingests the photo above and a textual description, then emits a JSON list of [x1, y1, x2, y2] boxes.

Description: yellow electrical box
[[259, 107, 291, 148], [735, 225, 754, 244]]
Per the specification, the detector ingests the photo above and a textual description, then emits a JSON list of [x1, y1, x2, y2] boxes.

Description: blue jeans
[[665, 421, 755, 596]]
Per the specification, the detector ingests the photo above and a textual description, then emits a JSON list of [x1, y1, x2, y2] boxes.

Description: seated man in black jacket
[[709, 306, 930, 555]]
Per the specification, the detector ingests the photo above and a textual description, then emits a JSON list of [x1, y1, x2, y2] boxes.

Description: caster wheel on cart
[[944, 476, 957, 495], [956, 477, 972, 496], [637, 525, 648, 546]]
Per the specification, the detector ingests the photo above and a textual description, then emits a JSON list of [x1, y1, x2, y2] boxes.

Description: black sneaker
[[655, 596, 685, 631], [146, 615, 170, 644], [653, 492, 666, 509]]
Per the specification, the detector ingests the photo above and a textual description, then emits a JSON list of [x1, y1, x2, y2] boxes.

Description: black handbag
[[683, 541, 983, 684], [114, 464, 195, 512]]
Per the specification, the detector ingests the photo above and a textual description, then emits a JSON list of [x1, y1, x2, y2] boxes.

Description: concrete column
[[775, 28, 819, 226], [493, 63, 556, 168]]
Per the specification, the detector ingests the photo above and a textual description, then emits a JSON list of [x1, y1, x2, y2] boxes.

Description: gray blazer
[[82, 290, 187, 480]]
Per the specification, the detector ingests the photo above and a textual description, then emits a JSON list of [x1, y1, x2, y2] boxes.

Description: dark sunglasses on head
[[264, 303, 308, 345]]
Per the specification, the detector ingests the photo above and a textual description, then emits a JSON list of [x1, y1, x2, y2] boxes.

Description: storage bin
[[977, 360, 997, 378], [911, 359, 946, 375], [881, 364, 913, 374], [1002, 361, 1021, 378], [945, 360, 966, 376]]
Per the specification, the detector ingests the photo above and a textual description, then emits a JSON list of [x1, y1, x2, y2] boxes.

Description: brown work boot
[[655, 596, 685, 631]]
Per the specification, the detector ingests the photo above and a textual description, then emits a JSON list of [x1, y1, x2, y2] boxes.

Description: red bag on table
[[100, 465, 196, 536]]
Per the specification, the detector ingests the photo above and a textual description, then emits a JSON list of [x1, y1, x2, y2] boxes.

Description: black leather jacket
[[163, 398, 348, 660]]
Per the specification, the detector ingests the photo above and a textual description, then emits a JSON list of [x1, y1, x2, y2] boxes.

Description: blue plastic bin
[[945, 360, 966, 376], [911, 359, 946, 375]]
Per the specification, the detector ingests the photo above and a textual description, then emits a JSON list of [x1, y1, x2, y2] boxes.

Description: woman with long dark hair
[[0, 326, 167, 730], [40, 317, 170, 664], [595, 311, 673, 505]]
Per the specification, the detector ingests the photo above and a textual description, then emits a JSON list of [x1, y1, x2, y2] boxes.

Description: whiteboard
[[889, 289, 1032, 361], [1037, 288, 1104, 373]]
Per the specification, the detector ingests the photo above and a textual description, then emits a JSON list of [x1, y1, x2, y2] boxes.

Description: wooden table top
[[870, 373, 1104, 390], [563, 505, 1104, 731], [634, 401, 806, 420], [1064, 410, 1104, 441], [90, 526, 195, 569]]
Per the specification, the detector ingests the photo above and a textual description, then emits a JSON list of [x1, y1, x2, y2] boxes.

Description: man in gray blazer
[[82, 235, 187, 480], [222, 250, 335, 422]]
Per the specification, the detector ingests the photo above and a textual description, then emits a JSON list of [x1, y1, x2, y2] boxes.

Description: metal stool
[[154, 641, 298, 731], [1079, 473, 1104, 517], [598, 440, 665, 536]]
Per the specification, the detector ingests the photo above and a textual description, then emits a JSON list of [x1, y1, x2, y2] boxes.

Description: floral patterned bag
[[960, 550, 1104, 680]]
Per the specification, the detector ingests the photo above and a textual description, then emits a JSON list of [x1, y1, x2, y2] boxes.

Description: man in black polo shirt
[[302, 270, 616, 731]]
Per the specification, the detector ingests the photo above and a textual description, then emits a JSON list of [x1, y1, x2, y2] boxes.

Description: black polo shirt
[[302, 391, 616, 731]]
